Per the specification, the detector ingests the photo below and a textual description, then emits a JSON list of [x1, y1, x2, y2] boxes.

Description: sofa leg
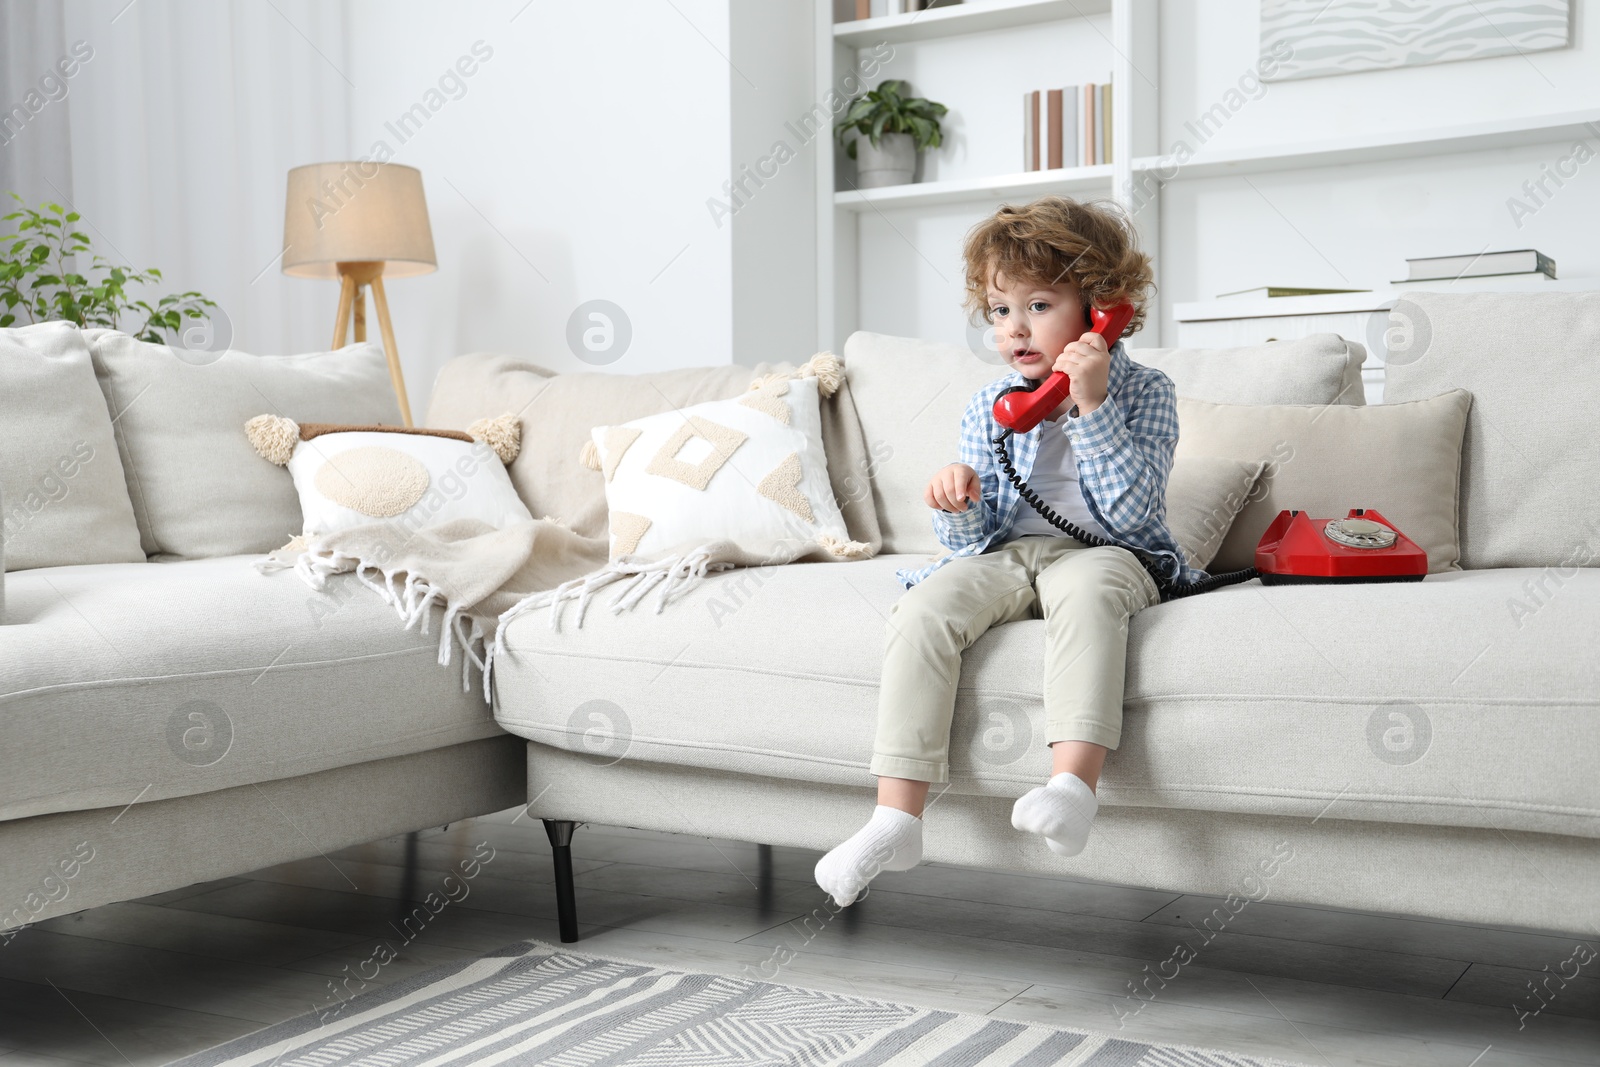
[[543, 819, 580, 943], [757, 844, 774, 912]]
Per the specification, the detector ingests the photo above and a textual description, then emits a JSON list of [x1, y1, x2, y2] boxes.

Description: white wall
[[1158, 0, 1598, 149], [729, 0, 819, 368], [344, 0, 734, 414]]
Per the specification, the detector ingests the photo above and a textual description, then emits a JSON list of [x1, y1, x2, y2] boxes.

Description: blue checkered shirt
[[896, 340, 1204, 589]]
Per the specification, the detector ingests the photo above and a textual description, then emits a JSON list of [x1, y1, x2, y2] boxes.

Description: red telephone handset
[[992, 303, 1136, 434]]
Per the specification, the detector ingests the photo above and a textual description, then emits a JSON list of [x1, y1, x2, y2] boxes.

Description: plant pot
[[855, 132, 916, 189]]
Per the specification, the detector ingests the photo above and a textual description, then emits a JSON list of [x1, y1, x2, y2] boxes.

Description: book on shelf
[[1062, 89, 1077, 170], [1046, 89, 1063, 170], [1084, 82, 1095, 166], [1396, 249, 1555, 282], [1023, 91, 1040, 171], [1101, 83, 1112, 165], [1216, 286, 1371, 299]]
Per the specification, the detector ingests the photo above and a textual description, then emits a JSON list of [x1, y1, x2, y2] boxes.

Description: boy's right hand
[[925, 463, 981, 513]]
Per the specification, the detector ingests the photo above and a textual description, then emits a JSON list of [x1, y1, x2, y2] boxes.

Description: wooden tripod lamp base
[[332, 260, 414, 427]]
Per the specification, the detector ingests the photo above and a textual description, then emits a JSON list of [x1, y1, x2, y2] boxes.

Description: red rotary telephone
[[993, 302, 1137, 433], [1255, 508, 1427, 583]]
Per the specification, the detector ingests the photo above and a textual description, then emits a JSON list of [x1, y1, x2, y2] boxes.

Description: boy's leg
[[817, 539, 1048, 907], [1011, 546, 1160, 856], [870, 540, 1047, 789]]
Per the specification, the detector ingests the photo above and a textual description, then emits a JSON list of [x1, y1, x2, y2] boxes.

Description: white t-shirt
[[1008, 419, 1113, 541]]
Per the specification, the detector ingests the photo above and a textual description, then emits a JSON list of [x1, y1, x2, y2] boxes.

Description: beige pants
[[871, 536, 1161, 783]]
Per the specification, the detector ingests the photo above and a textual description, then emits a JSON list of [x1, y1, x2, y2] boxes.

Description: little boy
[[816, 196, 1204, 907]]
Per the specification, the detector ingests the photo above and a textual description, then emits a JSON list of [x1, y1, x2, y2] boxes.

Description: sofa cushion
[[1, 322, 144, 570], [1382, 291, 1600, 570], [0, 556, 497, 822], [1177, 391, 1471, 574], [426, 354, 882, 554], [838, 332, 1007, 556], [842, 331, 1367, 555], [246, 418, 532, 541], [1166, 457, 1264, 570], [1133, 333, 1366, 406], [83, 329, 402, 559], [495, 556, 1599, 840], [586, 372, 856, 560]]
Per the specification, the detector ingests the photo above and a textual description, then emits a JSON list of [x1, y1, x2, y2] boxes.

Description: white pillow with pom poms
[[580, 354, 866, 562], [246, 414, 532, 546]]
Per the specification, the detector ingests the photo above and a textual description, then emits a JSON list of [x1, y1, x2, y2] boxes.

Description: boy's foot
[[1011, 772, 1098, 856], [814, 805, 923, 907]]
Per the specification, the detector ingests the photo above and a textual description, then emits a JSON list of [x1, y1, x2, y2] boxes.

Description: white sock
[[1011, 772, 1098, 857], [814, 805, 923, 907]]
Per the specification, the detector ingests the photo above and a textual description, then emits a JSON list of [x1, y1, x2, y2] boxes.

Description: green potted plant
[[0, 192, 219, 345], [835, 79, 948, 189]]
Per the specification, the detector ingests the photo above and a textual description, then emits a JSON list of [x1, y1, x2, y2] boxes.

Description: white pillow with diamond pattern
[[582, 355, 865, 562]]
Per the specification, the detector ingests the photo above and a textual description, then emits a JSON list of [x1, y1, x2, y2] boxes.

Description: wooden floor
[[2, 807, 1596, 1066]]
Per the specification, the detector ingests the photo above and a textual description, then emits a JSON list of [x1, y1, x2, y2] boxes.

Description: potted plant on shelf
[[835, 79, 948, 189]]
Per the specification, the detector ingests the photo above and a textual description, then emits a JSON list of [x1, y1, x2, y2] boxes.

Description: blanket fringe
[[265, 543, 492, 698], [264, 542, 735, 707], [818, 534, 874, 560]]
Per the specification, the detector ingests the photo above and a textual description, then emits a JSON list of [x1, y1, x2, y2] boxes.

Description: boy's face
[[986, 272, 1090, 381]]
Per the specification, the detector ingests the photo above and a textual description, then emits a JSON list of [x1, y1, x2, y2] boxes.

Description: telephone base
[[1258, 572, 1427, 586]]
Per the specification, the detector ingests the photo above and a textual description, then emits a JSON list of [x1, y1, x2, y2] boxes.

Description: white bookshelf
[[1131, 108, 1600, 182], [814, 0, 1600, 352], [834, 163, 1112, 211]]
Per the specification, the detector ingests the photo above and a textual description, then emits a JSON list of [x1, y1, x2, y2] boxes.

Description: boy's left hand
[[1052, 331, 1111, 416]]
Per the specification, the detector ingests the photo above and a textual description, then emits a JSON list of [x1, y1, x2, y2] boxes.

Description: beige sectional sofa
[[2, 291, 1595, 948]]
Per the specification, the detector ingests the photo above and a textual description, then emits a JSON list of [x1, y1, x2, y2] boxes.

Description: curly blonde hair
[[962, 196, 1154, 336]]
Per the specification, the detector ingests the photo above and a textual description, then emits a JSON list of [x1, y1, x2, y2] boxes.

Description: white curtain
[[0, 0, 352, 355]]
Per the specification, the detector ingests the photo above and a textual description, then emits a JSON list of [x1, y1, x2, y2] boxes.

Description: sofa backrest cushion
[[84, 329, 402, 559], [840, 332, 1007, 556], [425, 353, 882, 551], [1177, 390, 1471, 574], [1132, 333, 1367, 406], [1, 322, 144, 570], [1167, 457, 1266, 570], [1382, 291, 1599, 570], [843, 330, 1369, 556]]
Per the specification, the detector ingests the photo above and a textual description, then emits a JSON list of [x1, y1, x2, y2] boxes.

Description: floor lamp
[[282, 162, 437, 427]]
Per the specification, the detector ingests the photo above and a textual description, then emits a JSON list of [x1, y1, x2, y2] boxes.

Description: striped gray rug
[[172, 938, 1306, 1066]]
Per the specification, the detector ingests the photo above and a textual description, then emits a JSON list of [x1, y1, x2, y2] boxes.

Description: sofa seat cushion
[[495, 556, 1599, 839], [0, 557, 499, 821]]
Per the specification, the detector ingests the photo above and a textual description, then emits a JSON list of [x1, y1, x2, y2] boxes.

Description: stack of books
[[1023, 81, 1111, 171], [1395, 249, 1555, 283]]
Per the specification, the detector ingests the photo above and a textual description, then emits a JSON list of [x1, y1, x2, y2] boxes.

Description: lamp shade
[[282, 162, 437, 279]]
